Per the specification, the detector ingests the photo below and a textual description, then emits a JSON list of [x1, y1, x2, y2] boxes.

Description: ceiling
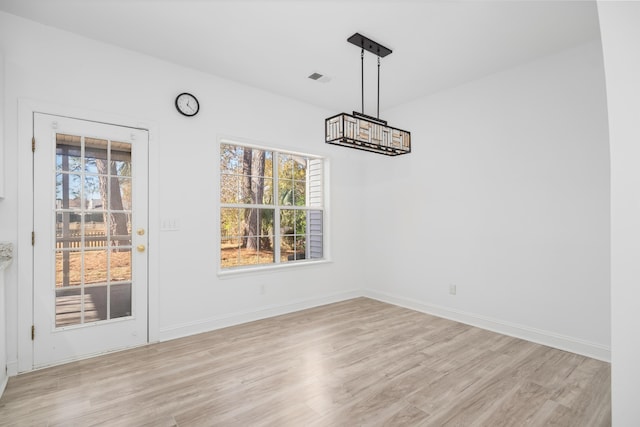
[[0, 1, 601, 114]]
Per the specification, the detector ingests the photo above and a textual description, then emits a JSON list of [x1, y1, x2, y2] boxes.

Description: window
[[220, 141, 325, 270]]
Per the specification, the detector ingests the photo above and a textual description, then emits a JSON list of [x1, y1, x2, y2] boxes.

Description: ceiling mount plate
[[347, 33, 392, 57]]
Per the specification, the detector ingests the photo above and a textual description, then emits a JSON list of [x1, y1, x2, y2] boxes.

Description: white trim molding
[[363, 289, 611, 362], [159, 290, 361, 342]]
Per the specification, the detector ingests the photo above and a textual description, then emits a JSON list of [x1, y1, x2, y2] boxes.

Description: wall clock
[[175, 92, 199, 117]]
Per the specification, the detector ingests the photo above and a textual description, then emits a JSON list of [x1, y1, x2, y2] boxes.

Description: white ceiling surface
[[0, 1, 601, 114]]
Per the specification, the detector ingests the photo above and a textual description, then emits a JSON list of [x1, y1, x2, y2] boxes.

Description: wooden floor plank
[[0, 297, 611, 426]]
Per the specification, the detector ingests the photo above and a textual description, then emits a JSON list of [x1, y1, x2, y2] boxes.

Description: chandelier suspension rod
[[361, 49, 364, 114], [377, 56, 380, 119]]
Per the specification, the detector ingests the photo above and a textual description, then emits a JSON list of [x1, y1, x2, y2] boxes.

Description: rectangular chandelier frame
[[325, 111, 411, 156]]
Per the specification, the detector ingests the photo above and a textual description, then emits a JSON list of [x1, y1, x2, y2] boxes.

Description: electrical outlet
[[449, 284, 457, 295]]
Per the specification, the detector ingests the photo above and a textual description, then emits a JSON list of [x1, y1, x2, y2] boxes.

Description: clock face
[[175, 92, 199, 116]]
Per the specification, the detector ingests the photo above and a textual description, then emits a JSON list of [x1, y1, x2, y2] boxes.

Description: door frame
[[16, 99, 160, 373]]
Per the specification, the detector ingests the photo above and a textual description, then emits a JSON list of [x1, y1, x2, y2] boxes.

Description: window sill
[[217, 259, 331, 279]]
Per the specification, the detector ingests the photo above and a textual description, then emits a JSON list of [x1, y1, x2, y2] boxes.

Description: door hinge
[[32, 137, 36, 152], [32, 231, 35, 246], [31, 325, 35, 341]]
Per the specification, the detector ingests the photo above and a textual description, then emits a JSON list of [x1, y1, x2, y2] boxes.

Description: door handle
[[137, 244, 146, 252]]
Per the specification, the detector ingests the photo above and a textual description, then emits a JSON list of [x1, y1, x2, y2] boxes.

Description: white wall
[[363, 40, 611, 360], [0, 268, 6, 395], [0, 7, 615, 384], [1, 49, 4, 198], [598, 2, 640, 425], [0, 11, 365, 373], [0, 45, 7, 394]]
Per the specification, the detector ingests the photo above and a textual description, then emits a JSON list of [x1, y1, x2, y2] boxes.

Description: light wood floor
[[0, 298, 610, 426]]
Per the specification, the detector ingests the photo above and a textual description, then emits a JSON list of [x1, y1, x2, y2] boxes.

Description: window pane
[[221, 174, 240, 203], [281, 236, 306, 262], [84, 250, 108, 285], [56, 211, 81, 249], [293, 155, 306, 179], [264, 151, 273, 178], [111, 177, 132, 211], [220, 144, 243, 174], [278, 154, 294, 180], [110, 248, 132, 282], [220, 237, 242, 268], [111, 283, 132, 319], [110, 213, 132, 247], [85, 219, 108, 249], [261, 178, 273, 204], [84, 175, 101, 209], [295, 209, 306, 235], [279, 180, 294, 206], [56, 250, 81, 287], [85, 285, 108, 322], [220, 208, 275, 269], [294, 237, 306, 256], [221, 208, 242, 238], [56, 287, 82, 327], [84, 138, 108, 174], [56, 173, 81, 209], [84, 210, 107, 234], [294, 180, 306, 206], [56, 134, 81, 172], [250, 176, 268, 205], [242, 208, 275, 264], [280, 209, 295, 237], [112, 141, 132, 177]]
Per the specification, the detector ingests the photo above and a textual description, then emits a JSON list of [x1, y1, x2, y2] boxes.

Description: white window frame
[[217, 138, 328, 276]]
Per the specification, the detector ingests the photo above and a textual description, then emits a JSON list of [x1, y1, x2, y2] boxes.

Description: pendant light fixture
[[325, 33, 411, 156]]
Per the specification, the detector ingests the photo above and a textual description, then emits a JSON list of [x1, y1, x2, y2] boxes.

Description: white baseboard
[[363, 289, 611, 362], [0, 375, 7, 399], [158, 290, 362, 342], [6, 360, 17, 376]]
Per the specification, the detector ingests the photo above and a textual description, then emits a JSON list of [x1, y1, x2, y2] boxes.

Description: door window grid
[[55, 134, 133, 327]]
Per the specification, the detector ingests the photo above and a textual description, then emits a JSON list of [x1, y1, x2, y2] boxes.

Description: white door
[[33, 113, 149, 368]]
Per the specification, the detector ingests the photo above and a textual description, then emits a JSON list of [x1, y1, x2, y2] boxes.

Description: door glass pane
[[84, 249, 107, 285], [110, 213, 132, 247], [112, 177, 132, 210], [85, 285, 108, 322], [56, 250, 81, 287], [56, 173, 81, 208], [56, 134, 81, 172], [84, 216, 107, 248], [110, 283, 132, 319], [84, 175, 101, 209], [110, 248, 132, 282], [54, 134, 135, 327], [112, 141, 132, 177], [84, 138, 108, 174], [56, 211, 81, 249], [55, 287, 82, 327]]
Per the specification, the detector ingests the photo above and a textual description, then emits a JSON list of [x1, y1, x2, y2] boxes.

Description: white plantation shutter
[[307, 159, 323, 259]]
